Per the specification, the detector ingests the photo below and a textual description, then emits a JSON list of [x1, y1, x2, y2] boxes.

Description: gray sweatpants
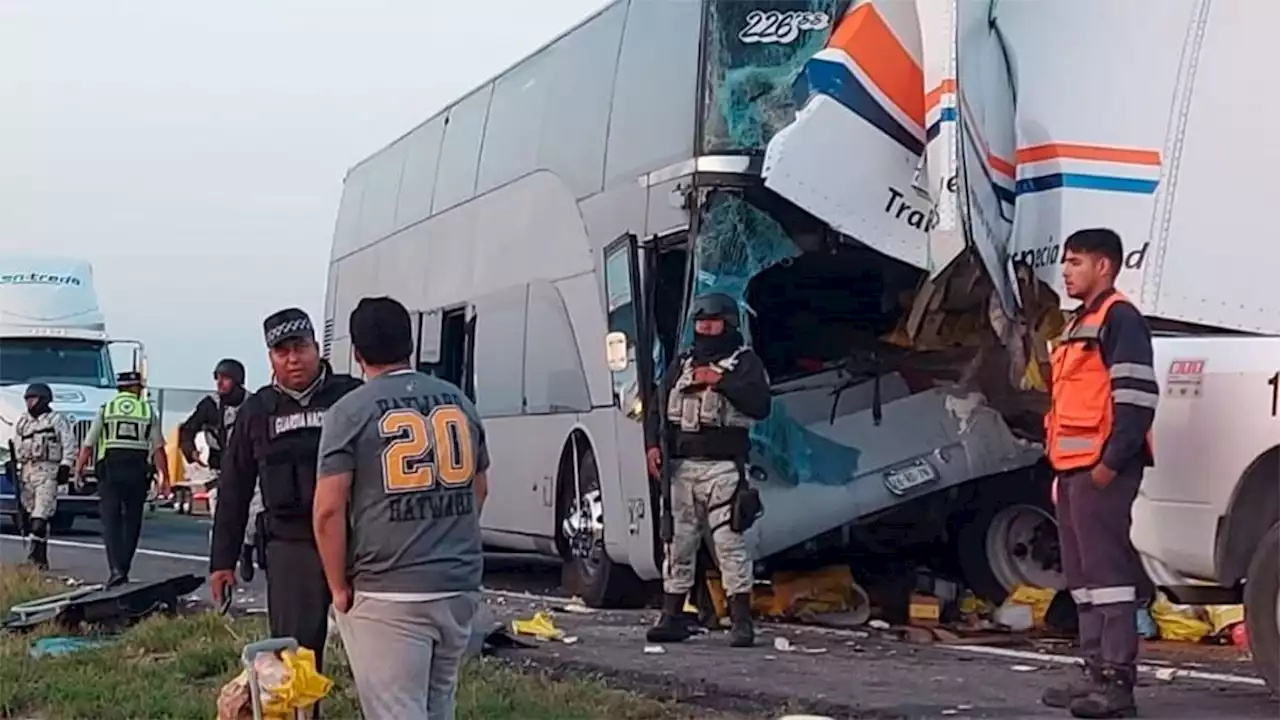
[[335, 592, 480, 720]]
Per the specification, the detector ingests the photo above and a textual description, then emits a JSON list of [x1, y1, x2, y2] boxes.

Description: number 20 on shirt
[[379, 405, 475, 494]]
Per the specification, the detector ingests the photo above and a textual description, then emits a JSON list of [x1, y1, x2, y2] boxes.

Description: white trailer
[[0, 255, 148, 531], [949, 0, 1279, 692], [322, 0, 1063, 609]]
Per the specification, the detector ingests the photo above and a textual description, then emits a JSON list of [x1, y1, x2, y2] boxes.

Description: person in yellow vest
[[74, 371, 170, 587], [1041, 229, 1158, 719]]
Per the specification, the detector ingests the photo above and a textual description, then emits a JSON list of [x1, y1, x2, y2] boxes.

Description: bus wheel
[[1243, 521, 1279, 694], [559, 445, 646, 609], [957, 472, 1064, 604]]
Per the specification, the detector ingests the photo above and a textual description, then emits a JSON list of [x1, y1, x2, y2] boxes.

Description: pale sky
[[0, 0, 608, 388]]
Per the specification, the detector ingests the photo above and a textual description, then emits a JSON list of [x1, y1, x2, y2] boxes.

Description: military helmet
[[214, 358, 246, 385], [690, 292, 740, 328], [24, 383, 53, 403]]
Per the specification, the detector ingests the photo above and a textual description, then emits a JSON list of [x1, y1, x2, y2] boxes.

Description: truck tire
[[956, 472, 1063, 604], [1243, 521, 1279, 694], [559, 446, 648, 609]]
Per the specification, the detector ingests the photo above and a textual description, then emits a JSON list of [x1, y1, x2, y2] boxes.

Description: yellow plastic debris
[[511, 611, 565, 641], [1150, 593, 1213, 643], [1006, 584, 1057, 627], [706, 565, 869, 623], [216, 646, 332, 720], [1206, 604, 1245, 635]]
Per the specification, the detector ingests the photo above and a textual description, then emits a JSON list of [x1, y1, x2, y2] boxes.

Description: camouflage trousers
[[662, 459, 753, 596], [19, 464, 59, 521]]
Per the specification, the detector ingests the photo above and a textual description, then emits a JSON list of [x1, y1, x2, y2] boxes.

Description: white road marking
[[4, 535, 1268, 688], [0, 534, 210, 562], [940, 643, 1267, 687]]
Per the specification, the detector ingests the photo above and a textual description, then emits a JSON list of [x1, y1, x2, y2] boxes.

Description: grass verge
[[0, 565, 715, 719]]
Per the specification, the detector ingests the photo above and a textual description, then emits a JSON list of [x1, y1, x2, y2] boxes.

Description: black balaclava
[[689, 293, 743, 364], [24, 383, 53, 417]]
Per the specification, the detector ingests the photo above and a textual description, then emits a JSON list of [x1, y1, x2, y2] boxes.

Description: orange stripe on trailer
[[1016, 143, 1162, 166], [989, 154, 1016, 178], [925, 78, 955, 112], [827, 3, 925, 129]]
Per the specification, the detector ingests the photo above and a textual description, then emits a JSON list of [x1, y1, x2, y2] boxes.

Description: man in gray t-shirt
[[314, 297, 489, 720]]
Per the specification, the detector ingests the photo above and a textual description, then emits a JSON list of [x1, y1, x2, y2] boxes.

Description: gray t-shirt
[[318, 369, 488, 594]]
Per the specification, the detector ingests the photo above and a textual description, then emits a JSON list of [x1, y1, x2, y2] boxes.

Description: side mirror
[[417, 310, 443, 365], [605, 332, 630, 372]]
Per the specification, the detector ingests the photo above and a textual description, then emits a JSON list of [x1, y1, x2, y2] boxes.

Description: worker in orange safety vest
[[1041, 228, 1159, 719]]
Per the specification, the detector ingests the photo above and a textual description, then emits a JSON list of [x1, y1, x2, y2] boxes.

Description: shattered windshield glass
[[687, 192, 862, 487], [700, 0, 846, 153]]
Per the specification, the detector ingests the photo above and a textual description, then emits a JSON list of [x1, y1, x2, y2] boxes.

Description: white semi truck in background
[[0, 255, 147, 532], [320, 0, 1276, 690]]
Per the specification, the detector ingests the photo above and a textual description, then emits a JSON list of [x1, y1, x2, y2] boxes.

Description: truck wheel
[[49, 514, 75, 534], [559, 445, 647, 609], [956, 473, 1064, 604], [1243, 521, 1279, 694]]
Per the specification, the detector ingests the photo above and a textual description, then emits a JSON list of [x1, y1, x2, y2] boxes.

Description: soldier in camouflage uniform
[[644, 293, 772, 647], [13, 383, 76, 569]]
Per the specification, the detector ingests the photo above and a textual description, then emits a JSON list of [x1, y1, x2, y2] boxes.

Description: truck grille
[[73, 419, 95, 474]]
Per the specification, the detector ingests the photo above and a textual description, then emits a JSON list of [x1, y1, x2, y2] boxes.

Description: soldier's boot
[[1069, 665, 1137, 719], [239, 544, 256, 583], [27, 518, 49, 571], [729, 593, 755, 648], [1042, 661, 1104, 708], [646, 593, 692, 643]]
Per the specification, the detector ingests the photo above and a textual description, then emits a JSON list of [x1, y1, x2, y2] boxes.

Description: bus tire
[[955, 470, 1063, 605], [559, 445, 647, 609], [1243, 521, 1280, 694]]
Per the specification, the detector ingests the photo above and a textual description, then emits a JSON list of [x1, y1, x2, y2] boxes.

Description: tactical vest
[[255, 375, 361, 537], [16, 414, 63, 464], [204, 392, 244, 453], [1045, 291, 1155, 472], [666, 347, 755, 432], [97, 392, 154, 459]]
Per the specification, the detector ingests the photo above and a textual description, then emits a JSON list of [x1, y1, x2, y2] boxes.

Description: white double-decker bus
[[322, 0, 1060, 608]]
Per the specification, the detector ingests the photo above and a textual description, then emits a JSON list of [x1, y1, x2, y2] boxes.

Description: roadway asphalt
[[1, 511, 1276, 718]]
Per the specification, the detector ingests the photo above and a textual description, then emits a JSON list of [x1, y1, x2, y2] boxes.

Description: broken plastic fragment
[[510, 611, 564, 641], [643, 645, 666, 655]]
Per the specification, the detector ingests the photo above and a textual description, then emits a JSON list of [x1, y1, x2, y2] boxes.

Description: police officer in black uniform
[[208, 308, 361, 675]]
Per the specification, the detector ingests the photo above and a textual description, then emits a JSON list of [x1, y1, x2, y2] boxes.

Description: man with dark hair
[[1042, 228, 1159, 719], [209, 308, 361, 692], [180, 358, 262, 580], [314, 296, 489, 720]]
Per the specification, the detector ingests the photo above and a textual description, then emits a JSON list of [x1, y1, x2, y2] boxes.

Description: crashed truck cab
[[609, 0, 1059, 599]]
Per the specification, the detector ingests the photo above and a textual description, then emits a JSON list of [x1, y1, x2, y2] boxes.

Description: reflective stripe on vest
[[98, 391, 153, 457], [1044, 291, 1154, 471]]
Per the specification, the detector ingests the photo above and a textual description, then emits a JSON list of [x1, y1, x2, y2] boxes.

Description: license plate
[[884, 460, 939, 496]]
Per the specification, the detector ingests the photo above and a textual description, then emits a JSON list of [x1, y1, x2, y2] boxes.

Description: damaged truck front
[[618, 0, 1062, 604]]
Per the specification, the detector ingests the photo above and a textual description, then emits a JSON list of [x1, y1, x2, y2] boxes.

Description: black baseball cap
[[24, 383, 52, 401], [263, 307, 315, 348], [116, 371, 144, 387]]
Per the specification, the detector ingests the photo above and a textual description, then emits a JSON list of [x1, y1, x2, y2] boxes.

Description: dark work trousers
[[1056, 465, 1144, 672], [265, 538, 332, 670], [97, 450, 151, 580]]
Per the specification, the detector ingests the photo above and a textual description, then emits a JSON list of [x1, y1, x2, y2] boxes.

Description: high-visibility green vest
[[97, 391, 154, 459]]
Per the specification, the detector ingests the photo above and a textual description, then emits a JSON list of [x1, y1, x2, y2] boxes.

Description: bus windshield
[[0, 338, 115, 388]]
